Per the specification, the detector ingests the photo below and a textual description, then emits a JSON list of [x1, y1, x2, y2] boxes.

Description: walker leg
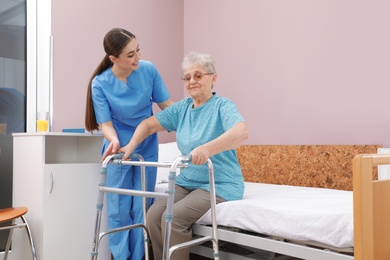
[[91, 167, 107, 260], [162, 170, 176, 260]]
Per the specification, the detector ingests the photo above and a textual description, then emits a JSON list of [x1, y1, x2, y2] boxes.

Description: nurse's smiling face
[[110, 38, 141, 73]]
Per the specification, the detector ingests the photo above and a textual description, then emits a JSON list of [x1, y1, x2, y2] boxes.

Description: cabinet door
[[43, 164, 110, 260]]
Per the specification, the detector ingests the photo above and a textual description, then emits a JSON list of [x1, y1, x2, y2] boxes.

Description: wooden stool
[[0, 207, 37, 260]]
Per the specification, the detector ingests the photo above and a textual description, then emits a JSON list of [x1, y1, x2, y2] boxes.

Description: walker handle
[[116, 152, 140, 160], [182, 154, 192, 163]]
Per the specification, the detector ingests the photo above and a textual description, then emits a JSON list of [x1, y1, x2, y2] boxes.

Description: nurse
[[85, 28, 173, 260]]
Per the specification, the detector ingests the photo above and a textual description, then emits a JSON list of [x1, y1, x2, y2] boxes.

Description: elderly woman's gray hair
[[181, 51, 216, 74]]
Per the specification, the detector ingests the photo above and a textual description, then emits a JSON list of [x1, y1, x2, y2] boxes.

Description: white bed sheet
[[155, 182, 353, 249]]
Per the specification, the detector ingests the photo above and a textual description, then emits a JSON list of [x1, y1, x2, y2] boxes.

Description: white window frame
[[26, 0, 51, 132]]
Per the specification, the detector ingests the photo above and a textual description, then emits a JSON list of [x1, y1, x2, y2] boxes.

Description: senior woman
[[104, 51, 249, 260]]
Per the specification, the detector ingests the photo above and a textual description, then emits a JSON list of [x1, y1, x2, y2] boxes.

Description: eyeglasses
[[181, 72, 214, 82]]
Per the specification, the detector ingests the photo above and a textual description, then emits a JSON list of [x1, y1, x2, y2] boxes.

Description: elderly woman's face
[[183, 64, 215, 100]]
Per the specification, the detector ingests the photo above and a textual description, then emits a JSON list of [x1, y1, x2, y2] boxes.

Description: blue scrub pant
[[106, 154, 157, 260]]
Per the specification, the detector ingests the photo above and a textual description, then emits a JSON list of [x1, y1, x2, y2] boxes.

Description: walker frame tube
[[91, 154, 219, 260]]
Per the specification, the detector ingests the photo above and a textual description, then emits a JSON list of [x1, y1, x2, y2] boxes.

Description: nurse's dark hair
[[85, 28, 136, 132]]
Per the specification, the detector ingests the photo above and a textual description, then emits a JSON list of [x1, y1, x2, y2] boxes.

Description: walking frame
[[91, 153, 220, 260]]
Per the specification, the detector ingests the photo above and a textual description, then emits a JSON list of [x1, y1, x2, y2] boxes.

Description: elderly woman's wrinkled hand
[[190, 146, 211, 165], [118, 144, 136, 161]]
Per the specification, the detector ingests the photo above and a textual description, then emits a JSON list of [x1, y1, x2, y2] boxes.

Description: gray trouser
[[146, 185, 225, 260]]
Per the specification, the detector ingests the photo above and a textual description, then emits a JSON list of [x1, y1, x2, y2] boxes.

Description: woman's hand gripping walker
[[91, 153, 220, 260]]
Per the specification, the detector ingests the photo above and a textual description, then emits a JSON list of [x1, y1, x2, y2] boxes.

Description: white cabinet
[[11, 133, 110, 260]]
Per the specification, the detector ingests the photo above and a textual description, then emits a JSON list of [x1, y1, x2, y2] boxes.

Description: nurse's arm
[[157, 99, 174, 110], [119, 116, 165, 160], [101, 121, 120, 161]]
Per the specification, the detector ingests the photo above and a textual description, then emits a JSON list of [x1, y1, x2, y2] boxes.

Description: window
[[0, 0, 26, 251]]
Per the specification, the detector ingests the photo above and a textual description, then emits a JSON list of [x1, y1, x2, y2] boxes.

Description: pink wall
[[51, 1, 390, 147], [184, 0, 390, 146], [51, 0, 183, 142]]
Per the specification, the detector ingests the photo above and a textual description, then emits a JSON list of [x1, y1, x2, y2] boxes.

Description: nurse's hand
[[101, 139, 120, 162]]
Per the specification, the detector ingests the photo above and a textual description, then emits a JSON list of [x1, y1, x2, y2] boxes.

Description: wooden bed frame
[[353, 153, 390, 260], [187, 145, 390, 259]]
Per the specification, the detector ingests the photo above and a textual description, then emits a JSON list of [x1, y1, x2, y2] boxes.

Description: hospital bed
[[156, 142, 390, 259]]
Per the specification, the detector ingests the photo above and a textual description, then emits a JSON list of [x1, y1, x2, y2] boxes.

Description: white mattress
[[155, 182, 353, 249]]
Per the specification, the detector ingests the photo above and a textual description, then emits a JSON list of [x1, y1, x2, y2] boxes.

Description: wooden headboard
[[236, 145, 381, 190]]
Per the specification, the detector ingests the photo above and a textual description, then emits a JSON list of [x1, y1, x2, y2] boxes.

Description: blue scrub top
[[92, 60, 170, 158], [155, 93, 245, 201]]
